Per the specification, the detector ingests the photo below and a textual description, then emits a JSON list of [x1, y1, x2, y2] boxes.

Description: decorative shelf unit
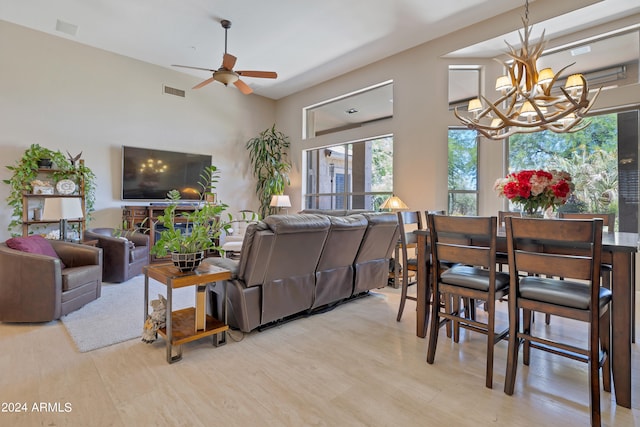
[[21, 161, 87, 238]]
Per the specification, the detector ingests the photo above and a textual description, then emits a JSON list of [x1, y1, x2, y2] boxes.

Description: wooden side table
[[143, 263, 231, 363]]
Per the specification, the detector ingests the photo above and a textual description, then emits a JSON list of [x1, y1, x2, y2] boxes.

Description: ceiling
[[1, 0, 639, 100]]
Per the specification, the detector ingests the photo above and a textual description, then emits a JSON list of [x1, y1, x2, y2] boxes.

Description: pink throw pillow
[[6, 235, 66, 268]]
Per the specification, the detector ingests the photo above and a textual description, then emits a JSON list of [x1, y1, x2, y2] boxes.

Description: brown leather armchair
[[0, 240, 102, 322], [84, 228, 150, 283]]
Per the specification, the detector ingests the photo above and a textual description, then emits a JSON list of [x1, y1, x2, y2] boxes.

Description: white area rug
[[60, 275, 194, 352]]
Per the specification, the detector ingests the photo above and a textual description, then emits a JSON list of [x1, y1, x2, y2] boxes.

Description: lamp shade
[[495, 75, 512, 92], [565, 74, 584, 90], [380, 195, 408, 211], [467, 98, 482, 112], [269, 195, 291, 208], [537, 68, 554, 85], [42, 197, 84, 220]]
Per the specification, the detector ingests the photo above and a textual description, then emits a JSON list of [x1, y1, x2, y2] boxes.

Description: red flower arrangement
[[494, 169, 573, 214]]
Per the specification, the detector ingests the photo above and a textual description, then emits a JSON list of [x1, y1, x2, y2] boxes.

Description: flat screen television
[[121, 146, 212, 201]]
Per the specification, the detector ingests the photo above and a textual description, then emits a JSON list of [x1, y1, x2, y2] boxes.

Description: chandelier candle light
[[455, 0, 601, 140], [494, 169, 573, 215]]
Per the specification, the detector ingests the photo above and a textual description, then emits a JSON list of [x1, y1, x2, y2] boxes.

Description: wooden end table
[[143, 262, 231, 363]]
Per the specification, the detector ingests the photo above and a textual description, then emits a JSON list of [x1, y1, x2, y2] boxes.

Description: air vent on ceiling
[[163, 85, 185, 98], [55, 19, 78, 37]]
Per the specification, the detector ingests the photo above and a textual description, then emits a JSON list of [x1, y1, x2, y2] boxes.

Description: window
[[303, 81, 393, 139], [508, 110, 640, 232], [448, 128, 478, 215], [303, 136, 393, 211]]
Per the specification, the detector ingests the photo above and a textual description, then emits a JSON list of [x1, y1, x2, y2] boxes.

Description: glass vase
[[520, 208, 543, 219]]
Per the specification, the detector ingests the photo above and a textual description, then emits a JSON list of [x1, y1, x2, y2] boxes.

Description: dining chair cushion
[[441, 265, 509, 292], [407, 257, 417, 268], [519, 276, 612, 310]]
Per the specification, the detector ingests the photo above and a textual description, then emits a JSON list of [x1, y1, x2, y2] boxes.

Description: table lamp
[[270, 195, 291, 214], [42, 197, 84, 241]]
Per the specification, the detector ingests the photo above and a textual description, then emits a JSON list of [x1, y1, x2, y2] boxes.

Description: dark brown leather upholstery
[[260, 214, 331, 324], [353, 212, 399, 294], [0, 240, 102, 322], [312, 214, 368, 309], [206, 212, 398, 332], [84, 228, 149, 283]]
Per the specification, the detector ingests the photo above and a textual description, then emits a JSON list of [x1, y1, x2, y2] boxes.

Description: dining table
[[414, 227, 638, 409]]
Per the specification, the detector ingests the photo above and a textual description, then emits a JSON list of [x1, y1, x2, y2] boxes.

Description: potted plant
[[246, 125, 291, 218], [150, 165, 230, 272], [3, 144, 97, 236]]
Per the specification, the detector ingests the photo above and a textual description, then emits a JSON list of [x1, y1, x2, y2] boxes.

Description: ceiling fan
[[172, 19, 277, 95]]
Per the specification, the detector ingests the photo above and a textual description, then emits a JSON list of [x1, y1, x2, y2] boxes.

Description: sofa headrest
[[297, 209, 373, 217], [329, 214, 368, 230], [298, 209, 347, 216], [264, 214, 331, 234], [362, 212, 399, 226]]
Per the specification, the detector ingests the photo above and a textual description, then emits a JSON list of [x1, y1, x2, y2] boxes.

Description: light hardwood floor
[[0, 285, 638, 426]]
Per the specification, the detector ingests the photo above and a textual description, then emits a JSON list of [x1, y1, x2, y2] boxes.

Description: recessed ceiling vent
[[163, 85, 186, 98], [55, 19, 78, 37]]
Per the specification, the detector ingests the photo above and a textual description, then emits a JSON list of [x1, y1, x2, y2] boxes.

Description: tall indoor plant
[[150, 165, 230, 271], [246, 125, 291, 218]]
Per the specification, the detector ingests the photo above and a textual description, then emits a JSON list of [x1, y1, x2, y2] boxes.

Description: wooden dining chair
[[498, 210, 522, 228], [426, 214, 510, 389], [504, 217, 611, 427], [497, 211, 523, 269], [558, 212, 615, 232], [395, 210, 423, 321], [556, 212, 632, 340]]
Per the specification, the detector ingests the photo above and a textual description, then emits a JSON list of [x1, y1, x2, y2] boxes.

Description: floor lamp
[[42, 197, 84, 241]]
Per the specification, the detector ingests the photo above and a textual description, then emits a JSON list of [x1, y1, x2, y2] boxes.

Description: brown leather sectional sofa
[[206, 212, 399, 332]]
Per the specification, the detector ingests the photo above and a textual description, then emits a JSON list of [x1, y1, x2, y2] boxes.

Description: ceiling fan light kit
[[172, 19, 277, 95], [454, 0, 600, 140], [214, 69, 239, 85]]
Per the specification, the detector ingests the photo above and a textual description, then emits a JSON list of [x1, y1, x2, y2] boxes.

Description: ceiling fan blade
[[234, 79, 253, 95], [172, 64, 215, 72], [222, 53, 237, 70], [193, 76, 216, 89], [236, 71, 278, 79]]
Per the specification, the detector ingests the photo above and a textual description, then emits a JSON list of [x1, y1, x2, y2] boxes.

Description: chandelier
[[454, 0, 601, 140]]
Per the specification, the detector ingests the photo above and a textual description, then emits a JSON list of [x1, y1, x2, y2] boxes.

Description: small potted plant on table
[[150, 165, 230, 272]]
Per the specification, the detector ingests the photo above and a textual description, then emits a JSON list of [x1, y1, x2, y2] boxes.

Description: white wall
[[276, 4, 640, 217], [2, 3, 639, 243], [0, 20, 276, 241]]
